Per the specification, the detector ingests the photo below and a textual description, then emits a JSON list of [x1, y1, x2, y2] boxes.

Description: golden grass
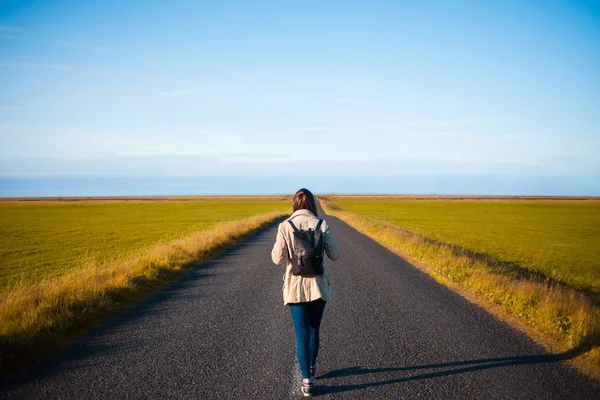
[[320, 200, 600, 380], [0, 211, 286, 377]]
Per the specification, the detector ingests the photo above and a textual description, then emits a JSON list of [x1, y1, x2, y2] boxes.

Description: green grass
[[0, 199, 290, 289], [332, 199, 600, 296], [321, 197, 600, 378], [0, 197, 290, 377]]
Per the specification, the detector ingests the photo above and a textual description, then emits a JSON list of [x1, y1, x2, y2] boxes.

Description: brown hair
[[293, 188, 318, 216]]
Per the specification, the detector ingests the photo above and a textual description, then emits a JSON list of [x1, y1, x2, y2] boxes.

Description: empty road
[[1, 205, 598, 399]]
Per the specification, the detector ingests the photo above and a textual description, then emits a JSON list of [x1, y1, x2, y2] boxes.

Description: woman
[[271, 188, 340, 397]]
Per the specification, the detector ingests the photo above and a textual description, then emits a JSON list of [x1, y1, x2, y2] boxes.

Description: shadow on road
[[316, 341, 593, 396]]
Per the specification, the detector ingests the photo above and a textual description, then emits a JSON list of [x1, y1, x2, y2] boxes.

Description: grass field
[[0, 198, 290, 289], [0, 197, 290, 377], [328, 198, 600, 296], [321, 196, 600, 378]]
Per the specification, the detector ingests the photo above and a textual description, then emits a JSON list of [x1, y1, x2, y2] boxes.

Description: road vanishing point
[[1, 204, 598, 399]]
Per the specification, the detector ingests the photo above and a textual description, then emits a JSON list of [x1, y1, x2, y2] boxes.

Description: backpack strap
[[288, 220, 313, 246], [287, 220, 302, 234], [315, 219, 325, 252], [315, 219, 324, 231], [288, 219, 323, 233], [288, 219, 325, 250]]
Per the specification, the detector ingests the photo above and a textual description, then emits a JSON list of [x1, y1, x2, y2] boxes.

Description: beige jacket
[[271, 209, 340, 305]]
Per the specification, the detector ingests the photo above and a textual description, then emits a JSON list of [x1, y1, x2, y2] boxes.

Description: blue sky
[[1, 0, 599, 195]]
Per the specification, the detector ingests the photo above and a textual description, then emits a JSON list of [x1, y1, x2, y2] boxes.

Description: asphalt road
[[1, 205, 598, 399]]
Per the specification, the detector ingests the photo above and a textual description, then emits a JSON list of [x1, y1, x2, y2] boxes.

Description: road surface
[[1, 205, 598, 399]]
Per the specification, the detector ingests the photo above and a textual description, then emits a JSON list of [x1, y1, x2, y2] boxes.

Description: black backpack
[[287, 219, 325, 276]]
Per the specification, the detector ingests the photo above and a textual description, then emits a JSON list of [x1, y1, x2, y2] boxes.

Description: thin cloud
[[429, 132, 474, 138], [0, 106, 20, 113], [223, 153, 290, 159], [220, 153, 292, 163], [160, 89, 195, 97], [201, 130, 246, 150], [499, 134, 542, 141], [370, 124, 393, 129], [289, 126, 328, 132], [0, 61, 179, 83], [0, 61, 94, 72], [0, 34, 21, 40], [0, 124, 62, 134], [428, 132, 543, 141], [57, 42, 109, 51], [124, 72, 180, 83], [0, 26, 25, 40], [411, 117, 494, 128], [332, 97, 366, 104], [0, 27, 107, 51]]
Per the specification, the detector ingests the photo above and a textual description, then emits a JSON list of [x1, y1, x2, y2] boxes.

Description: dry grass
[[320, 200, 600, 380], [0, 211, 285, 378]]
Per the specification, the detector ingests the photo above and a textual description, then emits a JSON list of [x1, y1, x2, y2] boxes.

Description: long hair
[[293, 188, 318, 217]]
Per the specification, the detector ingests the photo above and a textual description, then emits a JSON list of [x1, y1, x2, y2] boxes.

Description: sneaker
[[309, 365, 316, 378], [301, 377, 314, 397]]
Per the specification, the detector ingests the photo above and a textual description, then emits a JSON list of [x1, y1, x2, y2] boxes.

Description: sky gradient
[[1, 0, 599, 195]]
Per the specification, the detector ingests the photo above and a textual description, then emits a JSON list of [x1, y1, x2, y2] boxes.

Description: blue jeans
[[288, 299, 326, 379]]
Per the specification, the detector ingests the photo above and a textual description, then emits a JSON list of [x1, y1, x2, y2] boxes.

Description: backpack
[[286, 218, 325, 276]]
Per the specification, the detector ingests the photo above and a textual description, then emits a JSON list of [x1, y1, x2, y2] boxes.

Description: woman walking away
[[271, 188, 340, 397]]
